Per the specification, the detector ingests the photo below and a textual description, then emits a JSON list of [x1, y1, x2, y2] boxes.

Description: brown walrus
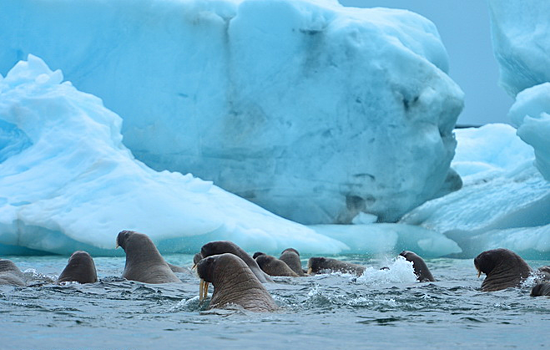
[[57, 251, 98, 284], [531, 282, 550, 297], [0, 259, 25, 286], [255, 254, 299, 277], [536, 266, 550, 280], [197, 253, 278, 312], [116, 230, 181, 284], [279, 248, 306, 276], [399, 251, 435, 282], [198, 241, 272, 283], [474, 248, 532, 291], [307, 257, 365, 276]]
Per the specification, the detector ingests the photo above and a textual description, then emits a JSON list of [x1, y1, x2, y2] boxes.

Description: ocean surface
[[1, 254, 549, 350]]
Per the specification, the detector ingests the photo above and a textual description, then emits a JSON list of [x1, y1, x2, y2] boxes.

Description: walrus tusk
[[476, 268, 481, 278], [199, 279, 209, 302], [307, 267, 313, 275]]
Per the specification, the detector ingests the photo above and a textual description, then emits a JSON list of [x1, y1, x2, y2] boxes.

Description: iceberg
[[399, 1, 550, 259], [488, 0, 550, 181], [488, 0, 550, 96], [0, 55, 461, 258], [400, 124, 550, 259], [1, 0, 547, 259], [0, 0, 464, 224], [0, 55, 347, 256], [508, 83, 550, 181]]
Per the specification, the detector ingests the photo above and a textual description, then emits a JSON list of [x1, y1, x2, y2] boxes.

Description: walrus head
[[281, 248, 300, 256], [531, 282, 550, 297], [0, 259, 23, 275], [196, 253, 278, 311], [200, 241, 242, 258], [115, 230, 180, 284], [255, 254, 299, 277], [199, 241, 272, 283], [399, 250, 435, 282], [192, 252, 203, 267], [196, 254, 217, 302], [307, 257, 327, 275], [116, 230, 159, 256], [252, 252, 265, 259], [279, 248, 305, 276], [474, 248, 532, 291], [57, 251, 98, 284], [116, 230, 134, 250]]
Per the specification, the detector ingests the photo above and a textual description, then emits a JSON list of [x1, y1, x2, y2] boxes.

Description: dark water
[[1, 255, 549, 350]]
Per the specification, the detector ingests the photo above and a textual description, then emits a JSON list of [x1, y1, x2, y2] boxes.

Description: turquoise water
[[1, 254, 549, 349]]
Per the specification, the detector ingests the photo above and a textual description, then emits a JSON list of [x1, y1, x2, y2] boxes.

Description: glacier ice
[[0, 0, 464, 224]]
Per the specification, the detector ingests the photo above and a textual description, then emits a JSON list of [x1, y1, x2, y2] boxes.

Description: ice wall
[[0, 0, 464, 224]]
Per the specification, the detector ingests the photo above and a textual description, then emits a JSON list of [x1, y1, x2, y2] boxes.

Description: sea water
[[1, 254, 549, 350]]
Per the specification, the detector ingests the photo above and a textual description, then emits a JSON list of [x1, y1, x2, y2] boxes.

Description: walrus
[[0, 259, 26, 286], [199, 241, 272, 283], [252, 252, 265, 259], [537, 266, 550, 280], [307, 257, 365, 276], [197, 253, 278, 312], [193, 252, 203, 266], [399, 251, 435, 282], [255, 254, 299, 277], [531, 282, 550, 297], [116, 230, 181, 284], [474, 248, 532, 291], [57, 251, 98, 284], [279, 248, 306, 276]]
